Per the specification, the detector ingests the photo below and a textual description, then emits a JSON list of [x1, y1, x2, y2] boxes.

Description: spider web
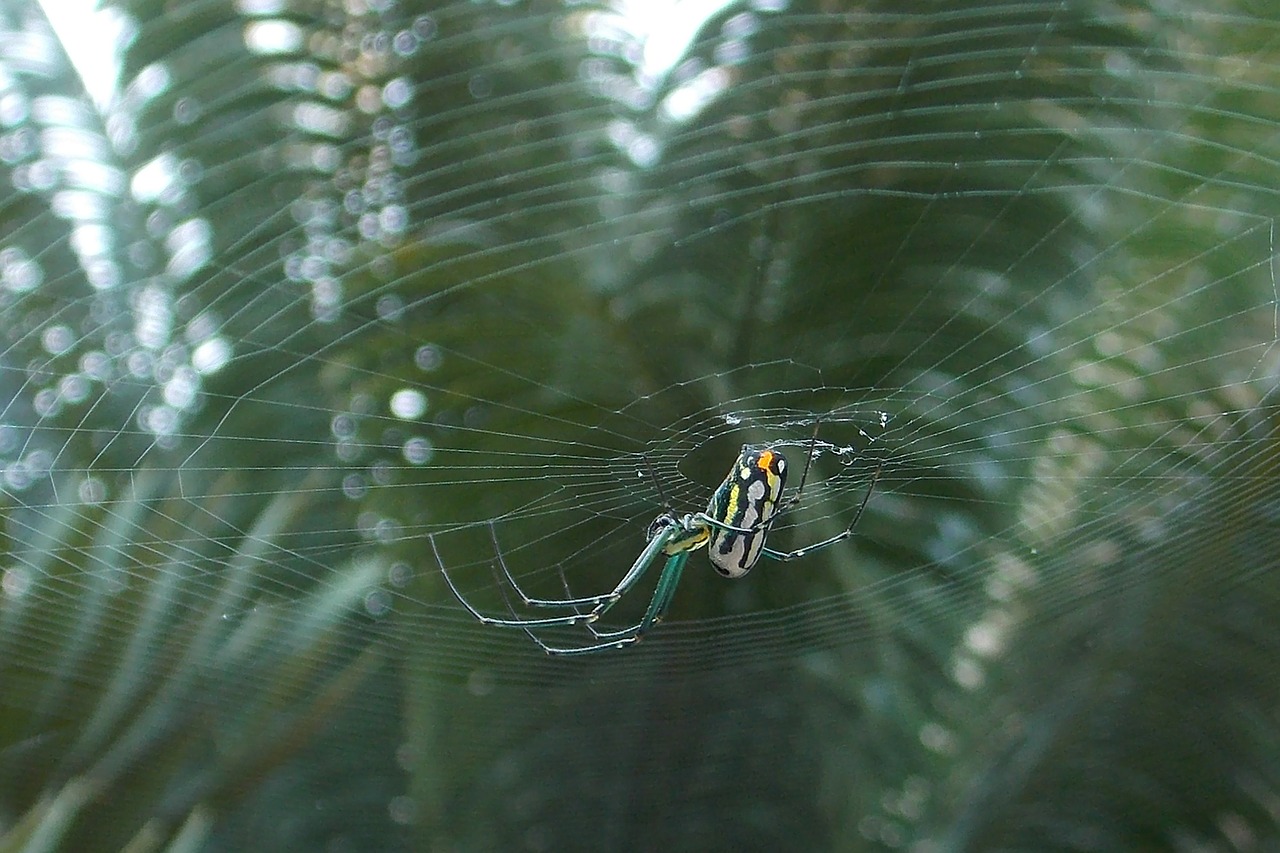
[[1, 0, 1279, 850]]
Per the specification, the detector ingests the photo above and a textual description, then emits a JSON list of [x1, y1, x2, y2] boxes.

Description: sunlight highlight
[[37, 0, 124, 109]]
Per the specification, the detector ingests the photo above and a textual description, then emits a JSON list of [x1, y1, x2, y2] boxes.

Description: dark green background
[[0, 1, 1278, 850]]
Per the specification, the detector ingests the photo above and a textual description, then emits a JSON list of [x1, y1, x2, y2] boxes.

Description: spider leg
[[761, 460, 882, 562], [578, 524, 678, 622], [583, 551, 689, 641], [772, 417, 823, 516], [552, 565, 623, 642], [500, 580, 632, 655], [433, 523, 682, 648], [550, 563, 628, 642], [489, 524, 619, 610], [524, 633, 640, 655], [514, 535, 691, 653], [433, 534, 593, 628], [549, 554, 682, 645], [529, 551, 691, 655], [644, 551, 688, 628]]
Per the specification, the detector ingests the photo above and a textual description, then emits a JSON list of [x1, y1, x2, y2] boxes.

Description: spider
[[434, 424, 881, 655]]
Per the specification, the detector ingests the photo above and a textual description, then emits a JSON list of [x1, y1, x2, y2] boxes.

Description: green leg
[[587, 551, 688, 642], [644, 551, 687, 631]]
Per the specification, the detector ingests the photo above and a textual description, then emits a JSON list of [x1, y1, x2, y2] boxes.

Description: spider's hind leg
[[432, 532, 594, 629], [488, 523, 617, 612]]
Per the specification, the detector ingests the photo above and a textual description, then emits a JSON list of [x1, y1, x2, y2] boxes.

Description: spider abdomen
[[706, 447, 787, 578]]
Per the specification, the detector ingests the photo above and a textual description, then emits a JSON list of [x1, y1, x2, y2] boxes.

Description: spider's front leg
[[759, 461, 882, 562]]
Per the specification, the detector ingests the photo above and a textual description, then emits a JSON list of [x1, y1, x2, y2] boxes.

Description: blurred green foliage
[[0, 0, 1278, 851]]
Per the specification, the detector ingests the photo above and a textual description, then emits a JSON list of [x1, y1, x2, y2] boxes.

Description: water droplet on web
[[723, 412, 742, 426]]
